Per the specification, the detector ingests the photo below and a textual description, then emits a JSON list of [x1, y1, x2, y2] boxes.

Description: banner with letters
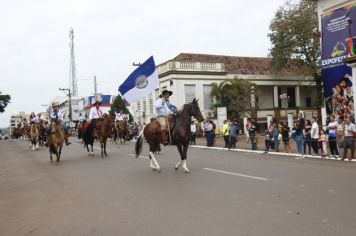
[[321, 3, 356, 117]]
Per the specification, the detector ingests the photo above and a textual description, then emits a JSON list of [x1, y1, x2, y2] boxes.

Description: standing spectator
[[342, 116, 355, 161], [223, 120, 230, 148], [303, 120, 312, 155], [204, 120, 214, 147], [229, 120, 238, 149], [248, 118, 257, 150], [273, 123, 280, 152], [319, 129, 328, 158], [211, 120, 216, 146], [298, 112, 305, 130], [327, 115, 339, 159], [294, 122, 304, 154], [190, 121, 197, 145], [264, 127, 273, 153], [311, 117, 320, 155], [245, 118, 251, 143], [282, 121, 291, 153]]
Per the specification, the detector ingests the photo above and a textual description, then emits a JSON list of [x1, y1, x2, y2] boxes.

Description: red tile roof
[[173, 53, 309, 76]]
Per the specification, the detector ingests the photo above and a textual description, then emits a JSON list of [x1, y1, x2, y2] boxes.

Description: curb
[[191, 145, 356, 162]]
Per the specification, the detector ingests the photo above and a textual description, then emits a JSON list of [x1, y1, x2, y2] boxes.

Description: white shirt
[[344, 123, 356, 137], [191, 124, 197, 133], [47, 107, 65, 122], [311, 122, 319, 139], [154, 98, 174, 117], [115, 112, 126, 121], [89, 106, 104, 120], [327, 121, 338, 137]]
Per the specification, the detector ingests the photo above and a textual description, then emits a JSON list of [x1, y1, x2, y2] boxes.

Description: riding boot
[[45, 136, 49, 147]]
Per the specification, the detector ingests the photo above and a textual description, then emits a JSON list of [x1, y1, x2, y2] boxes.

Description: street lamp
[[279, 93, 290, 118]]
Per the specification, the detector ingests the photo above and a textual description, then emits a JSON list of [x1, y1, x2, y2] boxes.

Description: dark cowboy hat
[[161, 90, 173, 96]]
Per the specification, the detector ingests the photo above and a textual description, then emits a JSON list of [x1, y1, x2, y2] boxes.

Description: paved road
[[1, 138, 356, 236]]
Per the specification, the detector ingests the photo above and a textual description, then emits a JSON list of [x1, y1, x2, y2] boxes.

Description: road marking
[[203, 168, 268, 181], [128, 154, 150, 160]]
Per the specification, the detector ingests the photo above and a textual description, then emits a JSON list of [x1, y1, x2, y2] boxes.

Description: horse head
[[191, 98, 204, 122]]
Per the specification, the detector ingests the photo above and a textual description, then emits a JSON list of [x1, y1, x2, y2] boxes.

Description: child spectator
[[319, 129, 328, 158]]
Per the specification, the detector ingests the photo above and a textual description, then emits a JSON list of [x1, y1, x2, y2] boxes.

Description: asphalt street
[[1, 138, 356, 236]]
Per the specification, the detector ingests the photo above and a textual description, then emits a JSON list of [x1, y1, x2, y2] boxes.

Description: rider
[[29, 112, 38, 125], [88, 100, 104, 138], [154, 90, 177, 144], [115, 108, 127, 125], [45, 102, 71, 146]]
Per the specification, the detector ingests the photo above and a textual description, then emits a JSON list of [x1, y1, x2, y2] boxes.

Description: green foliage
[[0, 92, 11, 113], [210, 77, 256, 120], [268, 0, 322, 105], [109, 95, 133, 122]]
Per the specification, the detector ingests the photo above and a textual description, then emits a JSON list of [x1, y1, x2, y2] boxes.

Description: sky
[[0, 0, 292, 128]]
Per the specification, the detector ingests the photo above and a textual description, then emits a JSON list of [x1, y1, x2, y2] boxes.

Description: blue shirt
[[154, 98, 176, 116]]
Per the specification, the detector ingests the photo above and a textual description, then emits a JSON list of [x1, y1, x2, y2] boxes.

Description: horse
[[48, 121, 65, 162], [117, 120, 128, 144], [96, 114, 113, 157], [38, 121, 47, 146], [82, 120, 95, 156], [29, 124, 39, 150], [135, 98, 204, 173]]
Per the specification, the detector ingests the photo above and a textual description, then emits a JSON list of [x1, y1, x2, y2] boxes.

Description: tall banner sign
[[322, 3, 356, 117]]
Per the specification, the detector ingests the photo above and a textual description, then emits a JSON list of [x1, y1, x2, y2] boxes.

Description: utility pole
[[69, 28, 78, 96], [59, 88, 72, 126], [94, 75, 98, 96]]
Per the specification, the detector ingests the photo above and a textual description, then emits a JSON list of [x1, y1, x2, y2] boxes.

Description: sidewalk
[[193, 135, 356, 162]]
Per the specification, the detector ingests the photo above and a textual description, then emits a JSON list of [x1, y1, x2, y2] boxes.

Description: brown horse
[[48, 121, 65, 162], [117, 120, 128, 144], [135, 98, 204, 172], [96, 114, 113, 157], [29, 124, 39, 151]]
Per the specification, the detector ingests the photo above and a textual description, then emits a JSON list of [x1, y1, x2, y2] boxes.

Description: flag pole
[[158, 81, 172, 144]]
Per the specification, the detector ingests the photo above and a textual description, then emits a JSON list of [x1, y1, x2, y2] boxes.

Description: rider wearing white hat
[[45, 102, 71, 146]]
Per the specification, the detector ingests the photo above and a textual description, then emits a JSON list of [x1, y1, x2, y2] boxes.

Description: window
[[306, 97, 311, 107], [287, 87, 296, 107], [184, 84, 196, 103], [203, 85, 213, 110]]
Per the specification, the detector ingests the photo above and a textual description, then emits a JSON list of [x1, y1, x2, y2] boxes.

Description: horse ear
[[192, 98, 196, 103]]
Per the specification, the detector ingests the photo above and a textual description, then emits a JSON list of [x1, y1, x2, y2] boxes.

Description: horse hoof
[[174, 166, 179, 171], [184, 169, 190, 173]]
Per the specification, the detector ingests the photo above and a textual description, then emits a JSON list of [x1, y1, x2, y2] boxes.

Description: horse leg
[[56, 145, 61, 163], [149, 151, 160, 171], [182, 143, 190, 173], [101, 142, 104, 157], [36, 138, 39, 150], [104, 141, 108, 156], [49, 147, 53, 162], [175, 144, 184, 171], [91, 144, 94, 156]]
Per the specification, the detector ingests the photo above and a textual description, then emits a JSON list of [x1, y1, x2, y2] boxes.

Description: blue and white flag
[[119, 56, 159, 105]]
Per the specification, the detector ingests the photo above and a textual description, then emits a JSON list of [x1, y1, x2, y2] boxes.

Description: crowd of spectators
[[194, 113, 356, 161]]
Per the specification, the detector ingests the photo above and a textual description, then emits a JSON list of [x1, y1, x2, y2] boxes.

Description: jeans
[[328, 136, 339, 156], [250, 134, 256, 150], [303, 137, 311, 154], [273, 136, 279, 151], [294, 134, 303, 154]]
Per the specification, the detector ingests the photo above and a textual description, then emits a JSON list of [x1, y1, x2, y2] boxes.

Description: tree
[[0, 92, 11, 113], [109, 95, 133, 121], [210, 77, 256, 120], [268, 0, 321, 105]]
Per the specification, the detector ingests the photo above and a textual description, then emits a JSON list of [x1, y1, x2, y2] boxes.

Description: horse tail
[[135, 127, 145, 157]]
